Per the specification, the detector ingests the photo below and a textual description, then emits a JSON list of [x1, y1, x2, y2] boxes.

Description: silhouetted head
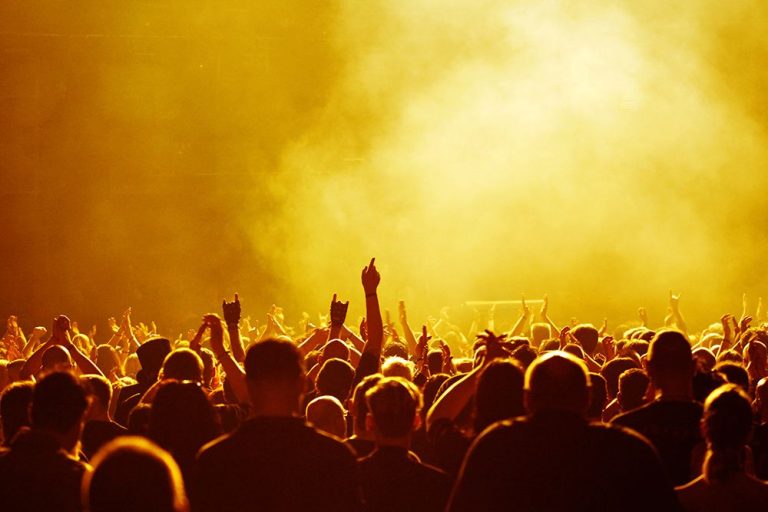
[[530, 323, 551, 348], [321, 339, 350, 362], [31, 371, 88, 452], [525, 351, 591, 416], [95, 345, 122, 378], [0, 380, 34, 445], [149, 380, 220, 473], [701, 384, 753, 482], [244, 339, 306, 412], [351, 374, 383, 434], [136, 337, 172, 380], [427, 350, 444, 375], [571, 324, 599, 356], [365, 377, 422, 441], [83, 436, 188, 512], [316, 358, 355, 402], [381, 356, 415, 381], [587, 373, 607, 421], [160, 349, 203, 383], [474, 359, 525, 433], [713, 362, 749, 391], [41, 345, 73, 374], [600, 357, 640, 399], [617, 368, 650, 412], [80, 374, 113, 417], [646, 330, 694, 389], [306, 395, 346, 439], [382, 342, 409, 360]]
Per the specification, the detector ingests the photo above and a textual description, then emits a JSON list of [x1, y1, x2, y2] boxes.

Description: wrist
[[365, 291, 377, 298]]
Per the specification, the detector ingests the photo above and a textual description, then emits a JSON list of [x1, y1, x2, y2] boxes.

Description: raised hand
[[361, 258, 380, 295], [190, 322, 207, 353], [330, 294, 349, 326], [638, 307, 648, 327], [540, 295, 549, 319], [203, 314, 225, 356], [398, 300, 407, 323], [108, 317, 119, 334], [669, 290, 681, 312], [601, 335, 615, 361], [222, 293, 242, 327], [31, 326, 48, 339], [477, 329, 508, 363], [417, 325, 431, 361], [521, 296, 530, 318], [51, 315, 71, 344]]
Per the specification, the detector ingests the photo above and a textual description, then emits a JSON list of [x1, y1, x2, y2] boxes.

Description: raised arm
[[328, 294, 349, 342], [353, 258, 383, 384], [668, 291, 688, 337], [222, 293, 245, 363], [539, 295, 561, 337], [204, 314, 249, 405], [398, 300, 418, 356], [509, 297, 530, 337]]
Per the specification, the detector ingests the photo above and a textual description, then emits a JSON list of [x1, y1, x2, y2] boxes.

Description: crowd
[[1, 258, 768, 511]]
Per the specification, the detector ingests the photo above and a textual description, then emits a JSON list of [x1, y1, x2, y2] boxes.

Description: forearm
[[426, 370, 479, 431], [399, 318, 418, 355], [509, 314, 527, 337], [216, 352, 249, 404], [362, 293, 383, 358], [340, 325, 365, 352], [20, 341, 51, 379], [227, 325, 245, 363], [69, 345, 105, 377]]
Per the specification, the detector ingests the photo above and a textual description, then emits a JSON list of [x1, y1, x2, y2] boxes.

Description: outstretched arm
[[204, 314, 249, 405], [669, 291, 688, 337], [354, 259, 383, 384], [398, 300, 418, 356], [222, 293, 245, 363]]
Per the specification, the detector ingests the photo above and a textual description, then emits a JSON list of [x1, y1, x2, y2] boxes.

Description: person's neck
[[249, 400, 299, 419], [352, 425, 375, 441], [374, 436, 410, 450], [655, 384, 692, 401]]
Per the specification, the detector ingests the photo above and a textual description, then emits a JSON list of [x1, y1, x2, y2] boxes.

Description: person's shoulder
[[587, 421, 656, 451], [306, 424, 357, 460], [196, 429, 239, 464], [612, 400, 658, 426]]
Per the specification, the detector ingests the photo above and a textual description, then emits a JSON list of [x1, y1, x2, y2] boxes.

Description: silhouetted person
[[306, 395, 347, 439], [114, 337, 171, 426], [150, 379, 220, 487], [193, 333, 362, 512], [0, 380, 33, 446], [448, 351, 678, 512], [83, 436, 189, 512], [676, 384, 768, 511], [80, 375, 127, 460], [358, 377, 450, 512], [0, 372, 89, 512], [613, 330, 703, 485]]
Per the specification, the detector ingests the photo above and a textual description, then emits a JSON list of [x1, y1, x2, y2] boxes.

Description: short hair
[[322, 340, 350, 362], [426, 350, 444, 375], [562, 343, 585, 360], [474, 359, 525, 433], [703, 384, 753, 451], [713, 362, 749, 391], [511, 345, 537, 369], [95, 345, 122, 378], [647, 330, 692, 377], [305, 395, 346, 439], [525, 351, 591, 414], [618, 368, 650, 412], [422, 373, 450, 417], [316, 358, 355, 402], [587, 373, 607, 420], [161, 349, 203, 382], [692, 347, 717, 372], [1, 380, 34, 444], [382, 342, 409, 360], [600, 357, 640, 399], [538, 339, 560, 353], [244, 339, 304, 383], [83, 437, 187, 512], [351, 374, 383, 431], [366, 377, 422, 438], [81, 374, 113, 410], [530, 323, 551, 346], [381, 356, 414, 381], [623, 340, 649, 357], [31, 372, 88, 433], [571, 324, 599, 355], [716, 349, 743, 364], [127, 403, 152, 436]]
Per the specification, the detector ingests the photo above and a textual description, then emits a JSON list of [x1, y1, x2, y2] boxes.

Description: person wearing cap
[[113, 336, 171, 426]]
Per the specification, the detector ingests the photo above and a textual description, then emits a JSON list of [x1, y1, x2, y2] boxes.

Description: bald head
[[41, 345, 73, 373], [306, 396, 346, 439], [525, 351, 591, 415]]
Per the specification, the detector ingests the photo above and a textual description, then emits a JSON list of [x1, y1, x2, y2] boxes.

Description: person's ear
[[365, 413, 375, 433]]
